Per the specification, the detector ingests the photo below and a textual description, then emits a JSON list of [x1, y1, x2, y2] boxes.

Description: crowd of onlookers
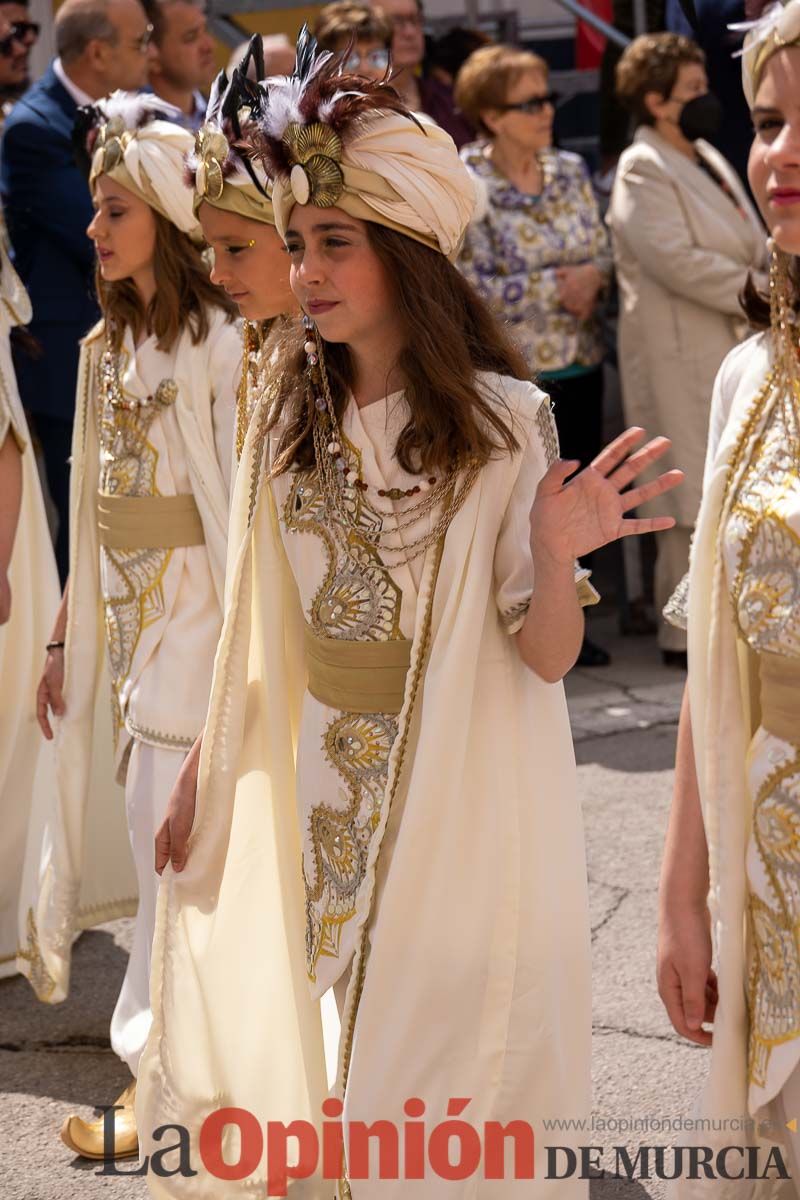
[[0, 0, 766, 666]]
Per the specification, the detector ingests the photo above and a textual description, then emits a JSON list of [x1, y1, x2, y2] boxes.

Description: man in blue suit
[[0, 0, 152, 580]]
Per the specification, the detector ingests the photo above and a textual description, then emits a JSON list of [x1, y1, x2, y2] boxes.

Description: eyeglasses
[[0, 19, 38, 55], [501, 92, 559, 115], [11, 19, 38, 41], [342, 47, 390, 72]]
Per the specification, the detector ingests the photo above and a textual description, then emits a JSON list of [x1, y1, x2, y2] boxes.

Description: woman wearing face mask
[[657, 3, 800, 1188], [608, 33, 766, 666], [457, 43, 614, 667], [188, 43, 298, 460], [26, 93, 241, 1160], [136, 32, 682, 1197]]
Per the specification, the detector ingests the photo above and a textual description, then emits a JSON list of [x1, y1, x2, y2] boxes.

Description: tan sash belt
[[304, 625, 411, 715], [97, 493, 205, 550], [758, 652, 800, 745]]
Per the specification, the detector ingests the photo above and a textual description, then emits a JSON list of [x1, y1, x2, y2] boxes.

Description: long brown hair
[[96, 210, 236, 350], [269, 223, 528, 476]]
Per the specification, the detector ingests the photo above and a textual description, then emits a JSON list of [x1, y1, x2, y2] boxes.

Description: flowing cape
[[0, 244, 60, 978], [17, 310, 234, 1002], [137, 373, 591, 1199]]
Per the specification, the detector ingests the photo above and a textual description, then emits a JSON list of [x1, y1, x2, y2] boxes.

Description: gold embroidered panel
[[282, 463, 404, 982]]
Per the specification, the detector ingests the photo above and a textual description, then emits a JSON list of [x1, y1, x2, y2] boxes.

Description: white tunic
[[720, 371, 800, 1113], [16, 308, 241, 1004], [273, 390, 568, 999], [99, 326, 237, 772]]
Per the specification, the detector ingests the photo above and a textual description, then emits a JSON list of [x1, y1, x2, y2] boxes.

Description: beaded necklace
[[99, 325, 177, 413], [304, 317, 480, 564]]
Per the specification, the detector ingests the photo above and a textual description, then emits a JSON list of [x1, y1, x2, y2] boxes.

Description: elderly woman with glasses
[[313, 0, 391, 81], [457, 42, 613, 665]]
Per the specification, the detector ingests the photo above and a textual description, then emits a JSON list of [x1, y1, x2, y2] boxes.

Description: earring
[[768, 238, 798, 373]]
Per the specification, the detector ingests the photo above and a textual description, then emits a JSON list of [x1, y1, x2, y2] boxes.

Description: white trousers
[[109, 739, 184, 1077]]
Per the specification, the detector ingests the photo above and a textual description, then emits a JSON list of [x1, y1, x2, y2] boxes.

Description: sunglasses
[[0, 19, 38, 54], [501, 92, 560, 115], [342, 47, 390, 72]]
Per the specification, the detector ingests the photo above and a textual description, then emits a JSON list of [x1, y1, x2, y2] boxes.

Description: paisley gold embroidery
[[535, 397, 560, 468], [748, 753, 800, 1087], [283, 462, 403, 981], [98, 348, 174, 746], [727, 392, 800, 654], [726, 391, 800, 1088], [16, 908, 58, 1002]]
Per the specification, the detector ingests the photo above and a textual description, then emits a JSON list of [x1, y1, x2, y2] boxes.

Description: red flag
[[576, 0, 613, 68]]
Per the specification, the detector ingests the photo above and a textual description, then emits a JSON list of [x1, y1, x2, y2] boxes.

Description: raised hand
[[530, 427, 684, 567]]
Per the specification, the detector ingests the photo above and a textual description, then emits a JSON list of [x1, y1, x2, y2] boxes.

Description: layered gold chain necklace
[[304, 318, 480, 565]]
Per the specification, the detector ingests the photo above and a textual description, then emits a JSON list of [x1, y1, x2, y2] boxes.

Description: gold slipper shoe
[[60, 1079, 139, 1160]]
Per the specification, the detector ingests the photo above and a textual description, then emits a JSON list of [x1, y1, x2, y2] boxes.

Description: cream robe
[[608, 127, 766, 529], [0, 242, 60, 978], [17, 307, 240, 1004], [673, 333, 800, 1199], [136, 372, 592, 1199], [608, 128, 766, 649]]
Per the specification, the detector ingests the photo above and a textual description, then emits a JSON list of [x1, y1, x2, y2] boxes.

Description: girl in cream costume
[[137, 33, 682, 1199], [658, 4, 800, 1194], [29, 94, 242, 1159], [188, 39, 297, 461], [0, 238, 60, 977]]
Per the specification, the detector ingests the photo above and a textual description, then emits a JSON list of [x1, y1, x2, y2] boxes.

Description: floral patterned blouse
[[458, 144, 612, 376]]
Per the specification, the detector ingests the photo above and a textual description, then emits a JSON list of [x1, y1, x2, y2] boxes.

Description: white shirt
[[52, 57, 94, 108]]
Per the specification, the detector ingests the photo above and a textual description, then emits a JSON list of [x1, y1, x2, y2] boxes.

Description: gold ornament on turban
[[283, 122, 344, 208], [733, 0, 800, 106], [91, 116, 129, 181], [192, 125, 229, 202]]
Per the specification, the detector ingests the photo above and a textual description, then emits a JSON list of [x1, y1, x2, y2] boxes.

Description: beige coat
[[607, 126, 766, 526]]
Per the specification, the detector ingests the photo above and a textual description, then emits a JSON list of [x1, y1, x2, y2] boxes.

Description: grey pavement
[[0, 608, 706, 1200]]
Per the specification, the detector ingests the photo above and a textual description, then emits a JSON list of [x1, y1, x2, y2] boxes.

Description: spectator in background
[[668, 0, 750, 186], [370, 0, 421, 105], [0, 0, 153, 581], [369, 0, 473, 146], [144, 0, 215, 132], [421, 24, 487, 146], [0, 1, 39, 105], [599, 0, 665, 176], [314, 1, 391, 82], [226, 32, 295, 78], [457, 43, 613, 667], [607, 33, 765, 664]]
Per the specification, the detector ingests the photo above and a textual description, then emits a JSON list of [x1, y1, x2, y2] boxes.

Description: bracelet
[[46, 640, 65, 651]]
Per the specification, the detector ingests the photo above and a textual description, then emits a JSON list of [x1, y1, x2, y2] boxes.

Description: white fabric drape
[[0, 242, 60, 978], [136, 373, 591, 1198]]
